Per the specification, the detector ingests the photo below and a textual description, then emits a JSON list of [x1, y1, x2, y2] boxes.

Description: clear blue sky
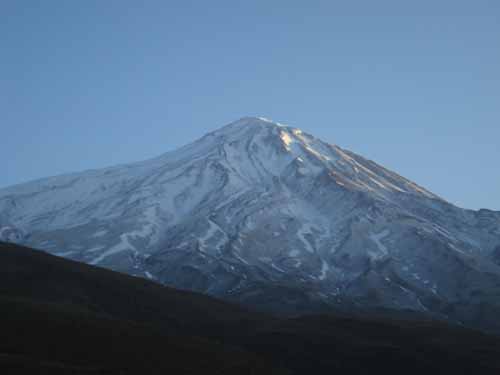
[[1, 1, 499, 210]]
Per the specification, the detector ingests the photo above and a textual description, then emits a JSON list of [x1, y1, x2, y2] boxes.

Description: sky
[[1, 1, 499, 210]]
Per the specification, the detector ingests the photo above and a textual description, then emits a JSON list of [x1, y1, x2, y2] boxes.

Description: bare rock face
[[2, 117, 500, 332]]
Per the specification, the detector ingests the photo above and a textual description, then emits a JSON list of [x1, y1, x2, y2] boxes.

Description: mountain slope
[[2, 241, 500, 374], [0, 242, 286, 375], [1, 117, 500, 332]]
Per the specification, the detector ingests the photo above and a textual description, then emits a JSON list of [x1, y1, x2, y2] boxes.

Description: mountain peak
[[216, 116, 288, 134], [208, 117, 310, 149], [185, 117, 440, 203], [234, 116, 283, 126]]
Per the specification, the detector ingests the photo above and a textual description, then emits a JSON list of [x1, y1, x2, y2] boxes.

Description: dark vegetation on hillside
[[2, 241, 500, 374]]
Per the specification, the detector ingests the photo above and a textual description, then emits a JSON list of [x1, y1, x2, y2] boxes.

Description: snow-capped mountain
[[2, 117, 500, 331]]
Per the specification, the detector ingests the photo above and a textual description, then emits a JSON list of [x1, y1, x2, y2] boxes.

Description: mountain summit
[[1, 117, 500, 332]]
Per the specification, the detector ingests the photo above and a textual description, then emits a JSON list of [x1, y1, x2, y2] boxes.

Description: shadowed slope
[[2, 241, 500, 374]]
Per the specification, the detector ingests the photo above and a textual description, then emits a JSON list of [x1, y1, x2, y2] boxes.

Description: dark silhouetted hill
[[1, 241, 500, 374]]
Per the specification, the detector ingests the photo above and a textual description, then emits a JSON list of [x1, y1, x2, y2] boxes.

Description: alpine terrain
[[2, 117, 500, 332]]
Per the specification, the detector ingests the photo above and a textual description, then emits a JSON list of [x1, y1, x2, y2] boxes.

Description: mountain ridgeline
[[1, 117, 500, 333]]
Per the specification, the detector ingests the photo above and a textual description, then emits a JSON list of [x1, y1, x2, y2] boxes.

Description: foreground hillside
[[2, 242, 500, 374]]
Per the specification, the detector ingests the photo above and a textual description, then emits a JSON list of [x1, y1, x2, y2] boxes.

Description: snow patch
[[319, 259, 329, 280], [90, 235, 132, 264], [55, 251, 76, 257], [233, 251, 249, 265], [86, 245, 105, 253], [198, 219, 227, 251], [368, 229, 390, 259], [271, 263, 285, 273], [297, 223, 315, 253], [92, 230, 108, 238]]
